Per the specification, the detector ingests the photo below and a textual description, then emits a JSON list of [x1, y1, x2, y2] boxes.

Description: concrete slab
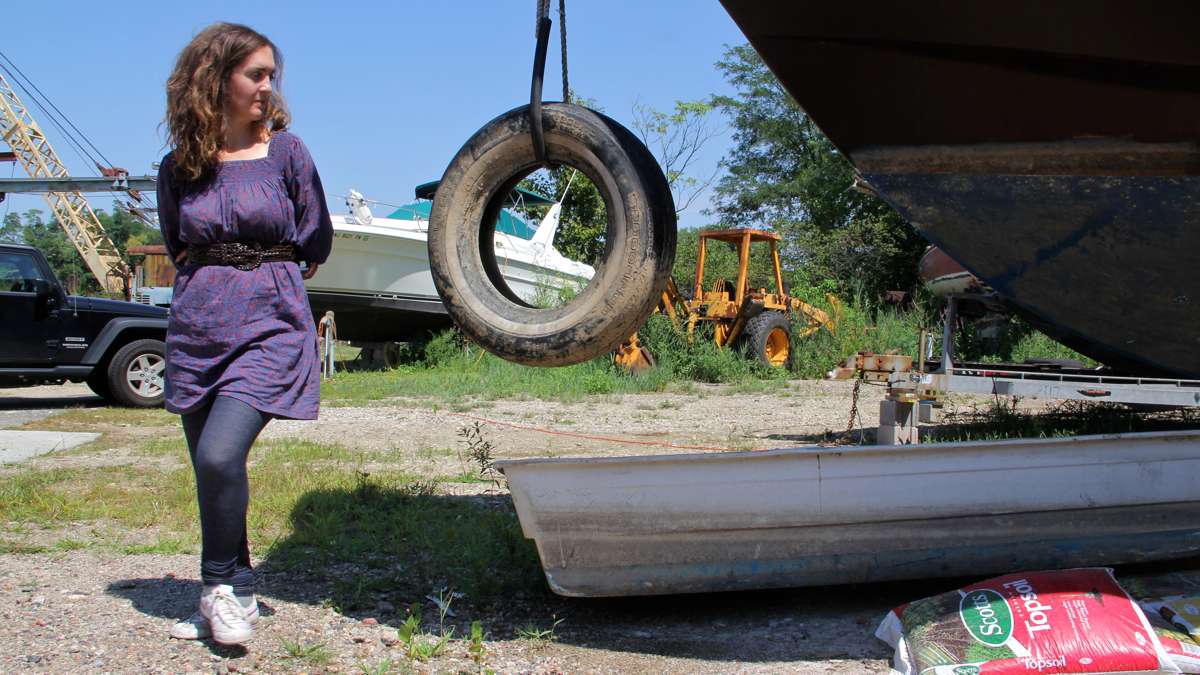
[[0, 430, 100, 464]]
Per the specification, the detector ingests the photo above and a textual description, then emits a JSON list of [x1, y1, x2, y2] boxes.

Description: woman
[[157, 23, 332, 646]]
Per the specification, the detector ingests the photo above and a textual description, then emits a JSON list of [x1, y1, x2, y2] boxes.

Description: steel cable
[[0, 51, 115, 172], [558, 0, 569, 102]]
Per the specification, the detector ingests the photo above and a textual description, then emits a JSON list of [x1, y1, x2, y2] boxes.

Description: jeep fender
[[81, 318, 169, 366]]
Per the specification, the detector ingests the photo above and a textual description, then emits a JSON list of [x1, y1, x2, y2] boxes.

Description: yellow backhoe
[[616, 228, 835, 371]]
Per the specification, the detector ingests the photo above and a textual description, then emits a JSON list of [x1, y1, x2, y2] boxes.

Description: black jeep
[[0, 243, 169, 407]]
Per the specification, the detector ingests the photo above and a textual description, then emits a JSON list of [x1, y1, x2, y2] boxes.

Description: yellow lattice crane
[[0, 70, 130, 294]]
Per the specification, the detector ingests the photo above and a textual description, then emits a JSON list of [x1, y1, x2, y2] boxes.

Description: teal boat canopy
[[413, 180, 556, 207], [387, 199, 538, 240]]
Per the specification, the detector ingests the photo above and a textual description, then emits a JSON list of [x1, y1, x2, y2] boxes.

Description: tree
[[18, 209, 96, 293], [0, 212, 22, 243], [517, 167, 607, 266], [513, 94, 610, 266], [672, 227, 781, 298], [709, 44, 926, 303], [2, 203, 162, 294], [632, 99, 722, 216]]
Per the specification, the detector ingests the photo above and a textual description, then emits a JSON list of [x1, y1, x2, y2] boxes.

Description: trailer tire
[[744, 311, 792, 369], [428, 103, 676, 367]]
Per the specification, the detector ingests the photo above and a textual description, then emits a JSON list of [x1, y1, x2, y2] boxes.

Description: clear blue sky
[[3, 1, 748, 230]]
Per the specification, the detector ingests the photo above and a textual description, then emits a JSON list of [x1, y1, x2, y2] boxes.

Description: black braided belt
[[188, 242, 297, 271]]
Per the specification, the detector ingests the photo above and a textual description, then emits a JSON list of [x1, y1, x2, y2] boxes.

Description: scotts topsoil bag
[[875, 568, 1179, 674]]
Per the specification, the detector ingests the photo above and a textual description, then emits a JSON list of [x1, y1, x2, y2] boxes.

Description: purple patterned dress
[[156, 131, 333, 420]]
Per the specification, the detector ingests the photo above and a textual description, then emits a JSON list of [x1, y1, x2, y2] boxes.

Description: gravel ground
[[1, 380, 1192, 673], [0, 550, 899, 674]]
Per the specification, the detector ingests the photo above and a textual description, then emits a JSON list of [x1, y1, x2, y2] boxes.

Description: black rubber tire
[[428, 103, 677, 367], [381, 342, 404, 369], [744, 312, 792, 369], [106, 339, 166, 408], [85, 368, 112, 401]]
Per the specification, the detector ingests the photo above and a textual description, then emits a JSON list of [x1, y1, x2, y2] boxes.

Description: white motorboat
[[305, 184, 594, 342]]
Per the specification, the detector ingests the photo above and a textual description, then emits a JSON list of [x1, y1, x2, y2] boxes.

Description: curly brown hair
[[164, 22, 290, 182]]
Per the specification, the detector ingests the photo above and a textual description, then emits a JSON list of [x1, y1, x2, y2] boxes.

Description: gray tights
[[181, 395, 270, 594]]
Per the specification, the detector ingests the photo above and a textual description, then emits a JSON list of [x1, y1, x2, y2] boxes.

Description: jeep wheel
[[107, 339, 166, 407], [85, 369, 112, 401]]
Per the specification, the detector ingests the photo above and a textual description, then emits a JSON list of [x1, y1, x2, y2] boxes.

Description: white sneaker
[[172, 585, 256, 644], [170, 592, 260, 640]]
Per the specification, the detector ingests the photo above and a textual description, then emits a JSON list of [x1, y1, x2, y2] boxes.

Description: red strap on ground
[[445, 411, 737, 453]]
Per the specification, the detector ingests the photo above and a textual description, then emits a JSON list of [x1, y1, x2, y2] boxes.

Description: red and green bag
[[875, 568, 1179, 674]]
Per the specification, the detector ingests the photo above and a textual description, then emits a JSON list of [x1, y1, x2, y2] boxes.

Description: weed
[[280, 637, 332, 666], [0, 541, 47, 554], [52, 538, 88, 551], [121, 536, 192, 555], [467, 620, 487, 665], [416, 446, 455, 460], [723, 425, 757, 452], [457, 422, 503, 489], [395, 599, 454, 662], [516, 615, 564, 645], [357, 657, 403, 675]]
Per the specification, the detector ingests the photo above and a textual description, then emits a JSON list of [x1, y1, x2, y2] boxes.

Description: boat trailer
[[832, 295, 1200, 445]]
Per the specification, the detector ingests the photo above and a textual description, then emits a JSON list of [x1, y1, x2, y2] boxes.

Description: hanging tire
[[744, 312, 792, 368], [106, 339, 166, 407], [427, 103, 677, 367]]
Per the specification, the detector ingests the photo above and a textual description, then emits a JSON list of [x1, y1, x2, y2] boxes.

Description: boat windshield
[[387, 201, 538, 240]]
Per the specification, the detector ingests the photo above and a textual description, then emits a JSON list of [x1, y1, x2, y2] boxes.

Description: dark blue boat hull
[[720, 0, 1200, 377], [866, 173, 1200, 377]]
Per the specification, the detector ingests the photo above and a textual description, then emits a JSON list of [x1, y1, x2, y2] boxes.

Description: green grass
[[263, 473, 542, 604], [0, 434, 543, 607], [515, 616, 564, 645], [321, 343, 674, 406], [929, 400, 1200, 443], [19, 406, 175, 431], [320, 292, 1094, 406], [280, 637, 332, 666], [357, 657, 406, 675], [0, 541, 49, 554], [0, 464, 197, 530]]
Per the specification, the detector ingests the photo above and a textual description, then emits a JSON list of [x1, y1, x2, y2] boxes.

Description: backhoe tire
[[744, 312, 792, 369], [428, 102, 677, 367], [106, 339, 166, 408]]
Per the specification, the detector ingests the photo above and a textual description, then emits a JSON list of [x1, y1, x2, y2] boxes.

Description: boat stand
[[844, 296, 1200, 445]]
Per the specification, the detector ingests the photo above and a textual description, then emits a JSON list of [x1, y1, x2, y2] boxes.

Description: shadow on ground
[[105, 575, 276, 657], [184, 480, 928, 665], [0, 392, 105, 411]]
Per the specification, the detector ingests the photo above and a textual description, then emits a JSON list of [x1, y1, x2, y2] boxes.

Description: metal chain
[[558, 0, 569, 102], [844, 378, 861, 442]]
